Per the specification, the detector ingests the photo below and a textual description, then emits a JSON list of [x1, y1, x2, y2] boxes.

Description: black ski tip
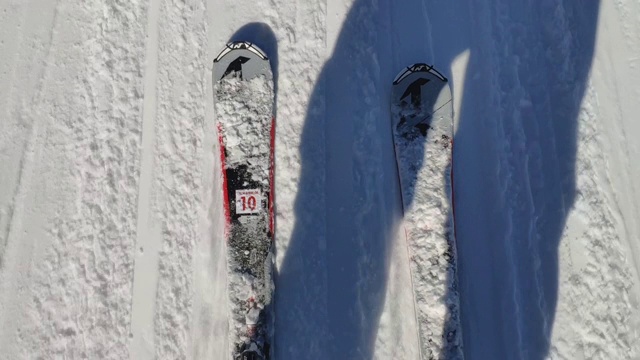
[[236, 340, 268, 360], [393, 63, 448, 85], [221, 56, 251, 80], [214, 41, 268, 63], [213, 41, 272, 83]]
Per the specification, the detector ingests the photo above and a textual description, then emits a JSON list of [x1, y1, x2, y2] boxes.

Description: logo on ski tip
[[222, 56, 250, 80], [401, 78, 430, 108], [235, 189, 262, 215]]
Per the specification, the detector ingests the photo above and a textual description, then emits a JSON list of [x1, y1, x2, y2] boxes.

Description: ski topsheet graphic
[[213, 41, 275, 360], [391, 64, 463, 359]]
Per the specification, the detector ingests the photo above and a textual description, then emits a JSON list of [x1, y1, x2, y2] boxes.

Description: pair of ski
[[213, 41, 462, 359]]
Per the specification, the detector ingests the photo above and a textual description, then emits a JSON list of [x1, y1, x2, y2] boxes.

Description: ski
[[391, 64, 463, 359], [213, 41, 275, 360]]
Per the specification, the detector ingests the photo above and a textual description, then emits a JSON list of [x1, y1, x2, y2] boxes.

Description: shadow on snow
[[228, 0, 600, 358]]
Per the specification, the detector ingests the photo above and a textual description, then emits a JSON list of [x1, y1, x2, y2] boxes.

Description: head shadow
[[228, 22, 279, 112], [437, 1, 600, 359]]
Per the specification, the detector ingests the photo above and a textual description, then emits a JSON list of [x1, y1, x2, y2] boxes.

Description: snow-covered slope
[[0, 0, 639, 359]]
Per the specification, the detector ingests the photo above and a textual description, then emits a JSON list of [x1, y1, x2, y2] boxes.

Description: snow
[[0, 0, 639, 359]]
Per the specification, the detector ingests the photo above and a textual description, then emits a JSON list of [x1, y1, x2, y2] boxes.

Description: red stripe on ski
[[217, 122, 231, 239]]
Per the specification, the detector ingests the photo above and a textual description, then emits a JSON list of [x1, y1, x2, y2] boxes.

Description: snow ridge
[[150, 0, 207, 358], [2, 0, 148, 358], [550, 85, 637, 359]]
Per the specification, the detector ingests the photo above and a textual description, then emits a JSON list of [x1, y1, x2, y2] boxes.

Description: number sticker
[[235, 189, 262, 215]]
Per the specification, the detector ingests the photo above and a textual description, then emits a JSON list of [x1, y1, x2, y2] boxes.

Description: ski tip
[[393, 63, 448, 85], [213, 41, 268, 63], [212, 41, 272, 83]]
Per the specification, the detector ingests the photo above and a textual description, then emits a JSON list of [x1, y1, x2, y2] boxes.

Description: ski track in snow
[[454, 1, 639, 359], [129, 0, 161, 356], [1, 0, 640, 359], [148, 0, 208, 358], [1, 0, 148, 358]]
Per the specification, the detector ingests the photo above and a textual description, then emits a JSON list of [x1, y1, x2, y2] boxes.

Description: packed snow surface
[[1, 0, 639, 359]]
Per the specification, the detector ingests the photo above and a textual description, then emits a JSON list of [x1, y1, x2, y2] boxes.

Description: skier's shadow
[[276, 2, 396, 357], [439, 2, 599, 359], [228, 23, 279, 115], [274, 0, 600, 358]]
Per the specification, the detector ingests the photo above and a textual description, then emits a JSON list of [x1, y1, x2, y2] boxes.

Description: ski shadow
[[431, 1, 600, 359], [276, 0, 600, 358], [276, 1, 398, 358], [228, 22, 279, 116]]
